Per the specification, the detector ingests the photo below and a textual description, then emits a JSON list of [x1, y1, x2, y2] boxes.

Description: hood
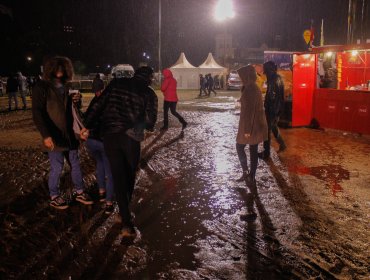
[[162, 68, 173, 78], [237, 65, 257, 86]]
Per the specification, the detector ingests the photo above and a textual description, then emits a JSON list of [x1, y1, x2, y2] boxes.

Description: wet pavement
[[0, 92, 369, 279]]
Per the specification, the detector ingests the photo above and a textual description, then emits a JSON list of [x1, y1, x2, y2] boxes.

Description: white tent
[[198, 53, 226, 76], [169, 52, 199, 89], [198, 53, 227, 89]]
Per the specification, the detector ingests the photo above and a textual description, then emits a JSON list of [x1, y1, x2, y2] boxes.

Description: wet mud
[[0, 93, 369, 279]]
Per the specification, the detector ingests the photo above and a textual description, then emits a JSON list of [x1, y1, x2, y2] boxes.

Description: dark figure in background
[[207, 74, 217, 96], [92, 73, 105, 97], [214, 75, 220, 89], [6, 74, 19, 111], [82, 66, 158, 238], [236, 65, 267, 184], [32, 56, 93, 209], [258, 61, 286, 160], [17, 72, 28, 109], [160, 68, 187, 130], [199, 74, 208, 97]]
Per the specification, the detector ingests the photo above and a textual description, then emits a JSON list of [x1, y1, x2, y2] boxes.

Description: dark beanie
[[134, 66, 154, 83], [263, 61, 277, 73]]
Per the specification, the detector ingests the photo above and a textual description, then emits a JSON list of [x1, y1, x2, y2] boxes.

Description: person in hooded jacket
[[81, 66, 158, 238], [32, 56, 93, 209], [236, 65, 268, 184], [160, 68, 187, 130], [258, 61, 286, 160]]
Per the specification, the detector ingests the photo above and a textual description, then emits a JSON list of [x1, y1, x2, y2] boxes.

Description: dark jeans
[[163, 101, 186, 128], [263, 114, 285, 156], [48, 150, 84, 197], [104, 132, 140, 227], [236, 143, 258, 179], [199, 86, 208, 96], [86, 138, 114, 202]]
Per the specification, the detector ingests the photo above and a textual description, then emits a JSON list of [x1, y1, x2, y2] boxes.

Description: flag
[[309, 20, 315, 47]]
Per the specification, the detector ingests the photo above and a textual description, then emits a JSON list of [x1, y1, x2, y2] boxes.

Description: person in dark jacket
[[6, 74, 19, 111], [32, 56, 93, 209], [199, 74, 208, 97], [258, 61, 287, 160], [92, 73, 105, 97], [160, 68, 187, 130], [81, 66, 158, 238], [207, 74, 217, 96]]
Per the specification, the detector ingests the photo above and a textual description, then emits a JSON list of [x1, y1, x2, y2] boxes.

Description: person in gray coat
[[236, 65, 268, 184]]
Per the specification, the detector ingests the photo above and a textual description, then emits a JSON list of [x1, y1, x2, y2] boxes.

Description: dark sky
[[0, 0, 368, 75]]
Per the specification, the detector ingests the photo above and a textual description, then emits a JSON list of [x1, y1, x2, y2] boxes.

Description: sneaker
[[104, 203, 114, 215], [120, 226, 136, 239], [182, 122, 188, 130], [74, 191, 94, 205], [50, 196, 69, 210], [99, 191, 106, 202]]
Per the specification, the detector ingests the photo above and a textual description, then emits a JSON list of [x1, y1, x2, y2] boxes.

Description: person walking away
[[17, 72, 28, 109], [160, 68, 187, 130], [81, 66, 158, 238], [6, 74, 19, 111], [84, 94, 115, 214], [236, 65, 267, 184], [32, 56, 93, 209], [258, 61, 286, 160], [92, 73, 105, 97], [207, 74, 217, 96], [199, 74, 208, 97]]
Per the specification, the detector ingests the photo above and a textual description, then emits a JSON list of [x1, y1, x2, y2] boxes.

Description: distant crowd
[[1, 72, 41, 111]]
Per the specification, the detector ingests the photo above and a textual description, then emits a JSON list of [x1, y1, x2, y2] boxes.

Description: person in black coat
[[81, 66, 158, 239], [258, 61, 286, 160], [32, 56, 93, 209]]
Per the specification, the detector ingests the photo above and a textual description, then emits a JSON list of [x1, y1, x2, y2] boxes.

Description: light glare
[[215, 0, 235, 21]]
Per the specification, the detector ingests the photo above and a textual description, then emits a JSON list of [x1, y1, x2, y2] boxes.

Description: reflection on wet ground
[[0, 93, 369, 279]]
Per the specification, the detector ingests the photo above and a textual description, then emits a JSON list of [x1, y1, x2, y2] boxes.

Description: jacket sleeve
[[84, 82, 112, 128], [242, 86, 258, 134], [32, 84, 51, 139], [160, 78, 169, 94], [275, 77, 285, 116], [145, 89, 158, 131]]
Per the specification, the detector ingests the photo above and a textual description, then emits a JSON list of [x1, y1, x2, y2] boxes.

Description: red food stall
[[292, 43, 370, 135]]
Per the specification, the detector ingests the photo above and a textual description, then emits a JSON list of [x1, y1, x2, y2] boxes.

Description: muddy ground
[[0, 91, 369, 280]]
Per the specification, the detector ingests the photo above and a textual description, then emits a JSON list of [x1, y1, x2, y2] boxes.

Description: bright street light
[[215, 0, 235, 21]]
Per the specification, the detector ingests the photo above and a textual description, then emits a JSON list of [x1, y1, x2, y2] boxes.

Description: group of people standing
[[5, 72, 33, 110], [32, 56, 188, 238], [235, 61, 286, 185], [199, 73, 218, 97]]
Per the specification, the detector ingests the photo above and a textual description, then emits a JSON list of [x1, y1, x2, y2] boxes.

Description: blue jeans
[[48, 150, 84, 197], [86, 138, 114, 202]]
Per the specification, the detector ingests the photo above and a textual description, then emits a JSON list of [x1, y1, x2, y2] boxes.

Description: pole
[[347, 0, 352, 44], [158, 0, 162, 74]]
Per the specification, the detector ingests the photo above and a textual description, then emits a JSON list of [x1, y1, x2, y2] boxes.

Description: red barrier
[[313, 89, 370, 134]]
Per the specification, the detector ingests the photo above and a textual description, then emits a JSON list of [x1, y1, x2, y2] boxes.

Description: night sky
[[0, 0, 368, 76]]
